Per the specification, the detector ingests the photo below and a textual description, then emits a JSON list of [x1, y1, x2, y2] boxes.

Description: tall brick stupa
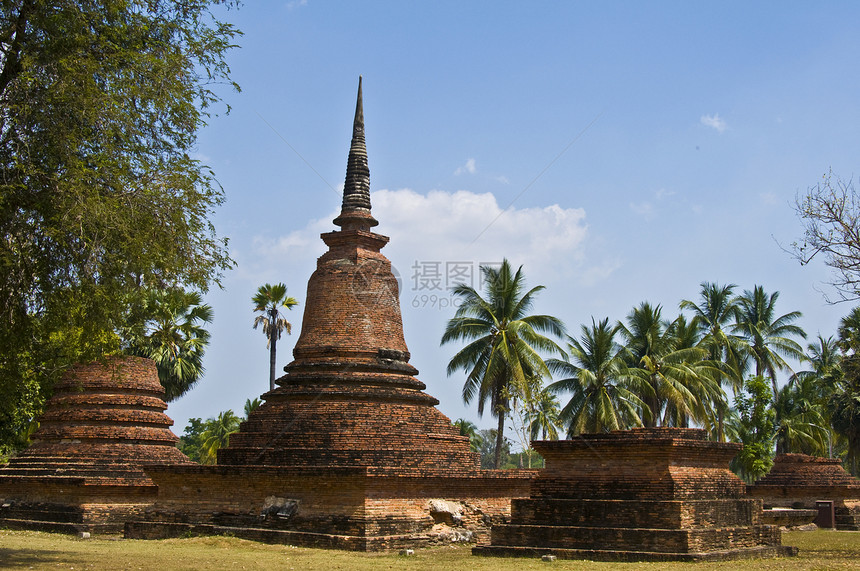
[[217, 77, 476, 469], [127, 79, 533, 550]]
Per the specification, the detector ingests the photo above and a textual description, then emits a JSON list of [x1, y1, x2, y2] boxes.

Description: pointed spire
[[340, 76, 372, 215]]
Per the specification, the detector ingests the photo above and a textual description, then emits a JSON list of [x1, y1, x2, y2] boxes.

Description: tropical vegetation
[[178, 401, 256, 464], [443, 269, 860, 480]]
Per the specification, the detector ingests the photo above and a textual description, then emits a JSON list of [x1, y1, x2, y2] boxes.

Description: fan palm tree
[[252, 283, 299, 391], [442, 260, 565, 469], [732, 286, 806, 401], [126, 288, 213, 401], [548, 318, 650, 435]]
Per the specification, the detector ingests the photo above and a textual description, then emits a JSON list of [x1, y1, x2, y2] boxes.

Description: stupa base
[[124, 464, 533, 551]]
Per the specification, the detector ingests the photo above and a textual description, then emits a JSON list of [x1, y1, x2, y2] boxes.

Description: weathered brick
[[0, 356, 193, 533], [749, 453, 860, 530], [473, 428, 797, 561]]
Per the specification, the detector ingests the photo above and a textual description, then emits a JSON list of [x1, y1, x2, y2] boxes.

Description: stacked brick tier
[[474, 428, 796, 562], [0, 356, 192, 533], [749, 453, 860, 530]]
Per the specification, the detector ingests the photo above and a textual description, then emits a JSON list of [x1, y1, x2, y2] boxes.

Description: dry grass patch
[[1, 529, 859, 570]]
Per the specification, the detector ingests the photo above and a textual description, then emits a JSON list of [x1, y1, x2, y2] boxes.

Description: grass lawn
[[1, 529, 859, 570]]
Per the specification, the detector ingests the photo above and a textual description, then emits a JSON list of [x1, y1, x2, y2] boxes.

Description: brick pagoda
[[0, 356, 192, 533], [126, 78, 532, 550], [474, 428, 796, 561], [217, 77, 476, 469], [749, 453, 860, 530]]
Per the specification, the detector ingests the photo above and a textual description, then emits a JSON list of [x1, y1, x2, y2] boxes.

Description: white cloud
[[454, 158, 477, 176], [629, 201, 655, 219], [700, 114, 727, 133], [760, 192, 779, 205], [655, 188, 675, 200], [287, 0, 307, 9], [371, 188, 587, 272]]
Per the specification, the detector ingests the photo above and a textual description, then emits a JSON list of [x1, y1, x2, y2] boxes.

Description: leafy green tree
[[727, 376, 777, 484], [252, 283, 299, 391], [125, 288, 213, 401], [442, 260, 565, 468], [476, 428, 511, 469], [0, 1, 239, 452], [732, 286, 806, 401], [200, 410, 241, 465], [177, 417, 207, 463], [548, 318, 649, 435]]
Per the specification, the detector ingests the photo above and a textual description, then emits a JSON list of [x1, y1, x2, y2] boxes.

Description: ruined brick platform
[[749, 453, 860, 530], [473, 428, 797, 561], [0, 356, 192, 534], [126, 78, 533, 550]]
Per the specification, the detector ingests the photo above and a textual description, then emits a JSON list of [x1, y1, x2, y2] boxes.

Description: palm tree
[[680, 282, 746, 441], [526, 388, 562, 441], [548, 318, 650, 435], [244, 398, 262, 418], [830, 374, 860, 476], [442, 260, 565, 469], [774, 376, 828, 455], [732, 286, 806, 400], [200, 410, 241, 465], [662, 314, 725, 431], [833, 307, 860, 475], [789, 335, 843, 455], [126, 288, 213, 401], [618, 303, 717, 429], [252, 283, 299, 391], [453, 418, 481, 453]]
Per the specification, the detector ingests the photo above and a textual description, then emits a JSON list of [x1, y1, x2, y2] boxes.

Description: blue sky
[[168, 1, 860, 439]]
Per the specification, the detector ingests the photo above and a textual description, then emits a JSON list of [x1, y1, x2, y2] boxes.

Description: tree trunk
[[494, 410, 505, 469], [269, 309, 278, 391]]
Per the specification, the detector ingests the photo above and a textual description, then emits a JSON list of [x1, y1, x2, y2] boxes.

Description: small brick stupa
[[474, 429, 796, 562], [749, 453, 860, 530], [127, 78, 532, 550], [0, 356, 192, 533]]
